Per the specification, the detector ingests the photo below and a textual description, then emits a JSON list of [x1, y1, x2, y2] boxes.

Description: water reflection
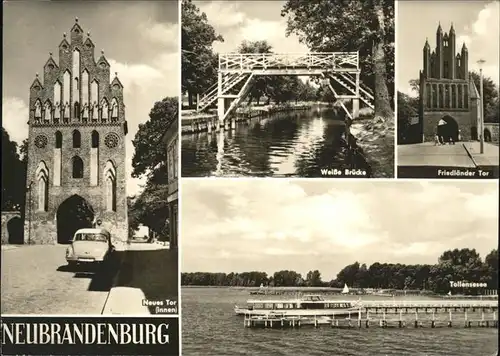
[[182, 109, 368, 177]]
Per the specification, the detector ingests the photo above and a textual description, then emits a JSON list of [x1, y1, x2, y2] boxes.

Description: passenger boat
[[250, 284, 267, 295], [234, 294, 362, 317]]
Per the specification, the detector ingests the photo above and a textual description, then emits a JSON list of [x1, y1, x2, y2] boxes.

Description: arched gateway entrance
[[7, 217, 24, 244], [485, 129, 492, 142], [437, 116, 459, 142], [56, 195, 94, 244]]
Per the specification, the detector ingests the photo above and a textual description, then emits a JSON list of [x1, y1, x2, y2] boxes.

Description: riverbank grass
[[351, 114, 395, 178]]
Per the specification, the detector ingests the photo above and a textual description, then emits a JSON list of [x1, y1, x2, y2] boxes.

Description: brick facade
[[484, 123, 499, 142], [1, 211, 23, 244], [418, 23, 480, 142], [24, 19, 128, 244]]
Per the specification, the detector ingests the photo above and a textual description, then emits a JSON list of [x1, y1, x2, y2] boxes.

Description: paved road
[[1, 245, 117, 315], [397, 142, 476, 167]]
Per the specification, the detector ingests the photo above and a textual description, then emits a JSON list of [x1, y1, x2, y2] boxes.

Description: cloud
[[198, 1, 308, 54], [182, 180, 498, 280], [464, 1, 499, 82], [140, 23, 178, 46], [106, 55, 178, 197], [472, 4, 494, 35], [2, 97, 29, 146], [109, 59, 165, 89], [106, 21, 178, 197], [198, 2, 245, 28]]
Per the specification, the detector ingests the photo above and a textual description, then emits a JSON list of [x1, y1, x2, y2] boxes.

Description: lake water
[[181, 287, 498, 356], [181, 108, 369, 177]]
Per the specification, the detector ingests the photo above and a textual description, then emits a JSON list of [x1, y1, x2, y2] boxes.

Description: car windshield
[[73, 233, 108, 242]]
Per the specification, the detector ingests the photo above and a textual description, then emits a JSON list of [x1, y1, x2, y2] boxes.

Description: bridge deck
[[219, 52, 359, 72]]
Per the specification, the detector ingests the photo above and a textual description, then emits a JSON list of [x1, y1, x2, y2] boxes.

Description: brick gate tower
[[419, 23, 480, 142], [24, 18, 128, 244]]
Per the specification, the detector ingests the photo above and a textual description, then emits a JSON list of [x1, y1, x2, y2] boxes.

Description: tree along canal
[[181, 108, 371, 177]]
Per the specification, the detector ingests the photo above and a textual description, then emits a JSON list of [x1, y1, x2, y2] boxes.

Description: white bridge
[[196, 52, 374, 126]]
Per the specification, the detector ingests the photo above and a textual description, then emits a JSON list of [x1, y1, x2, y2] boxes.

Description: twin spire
[[436, 21, 456, 35], [425, 22, 467, 52]]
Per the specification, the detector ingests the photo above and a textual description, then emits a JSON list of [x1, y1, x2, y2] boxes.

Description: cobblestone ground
[[1, 245, 117, 315]]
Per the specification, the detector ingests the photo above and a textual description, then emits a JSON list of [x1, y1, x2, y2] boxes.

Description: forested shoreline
[[181, 248, 498, 295]]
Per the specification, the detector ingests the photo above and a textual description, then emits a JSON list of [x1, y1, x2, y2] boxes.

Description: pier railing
[[359, 300, 498, 308]]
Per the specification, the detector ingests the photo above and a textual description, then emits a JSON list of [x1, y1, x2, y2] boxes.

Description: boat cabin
[[246, 295, 353, 311]]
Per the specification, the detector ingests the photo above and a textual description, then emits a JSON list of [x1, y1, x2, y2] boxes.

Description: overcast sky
[[397, 0, 499, 97], [195, 0, 308, 54], [181, 180, 498, 281], [2, 1, 179, 196]]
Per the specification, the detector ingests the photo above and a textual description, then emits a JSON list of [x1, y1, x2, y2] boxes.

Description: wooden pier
[[244, 310, 499, 329], [242, 301, 499, 329]]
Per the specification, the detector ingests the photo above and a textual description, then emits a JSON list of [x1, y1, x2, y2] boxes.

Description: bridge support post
[[352, 98, 360, 119], [217, 72, 224, 131], [352, 72, 360, 119]]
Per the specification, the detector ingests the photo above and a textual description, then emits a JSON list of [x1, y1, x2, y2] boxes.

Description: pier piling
[[241, 299, 498, 329]]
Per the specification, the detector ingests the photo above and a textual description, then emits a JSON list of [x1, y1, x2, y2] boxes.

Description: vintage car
[[65, 228, 114, 266]]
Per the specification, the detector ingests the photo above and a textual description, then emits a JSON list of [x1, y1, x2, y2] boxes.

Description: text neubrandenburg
[[1, 322, 170, 345]]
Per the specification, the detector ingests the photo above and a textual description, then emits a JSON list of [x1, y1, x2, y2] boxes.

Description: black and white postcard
[[181, 179, 498, 356], [181, 0, 395, 178], [397, 1, 499, 178], [2, 1, 180, 354]]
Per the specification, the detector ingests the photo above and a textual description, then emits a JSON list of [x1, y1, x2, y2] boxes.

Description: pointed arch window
[[82, 69, 89, 105], [36, 161, 49, 211], [63, 70, 71, 105], [91, 80, 99, 121], [91, 80, 99, 104], [458, 85, 463, 108], [104, 161, 116, 211], [72, 49, 80, 106], [55, 131, 63, 148], [91, 130, 99, 148], [464, 85, 469, 109], [426, 84, 432, 109], [72, 156, 84, 178], [432, 84, 438, 109], [72, 130, 81, 148], [54, 81, 62, 105], [74, 95, 80, 120]]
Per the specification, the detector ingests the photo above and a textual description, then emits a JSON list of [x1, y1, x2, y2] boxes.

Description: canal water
[[181, 287, 498, 356], [181, 108, 370, 177]]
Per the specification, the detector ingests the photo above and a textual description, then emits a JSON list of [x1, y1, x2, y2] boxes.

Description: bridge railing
[[219, 52, 359, 72]]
